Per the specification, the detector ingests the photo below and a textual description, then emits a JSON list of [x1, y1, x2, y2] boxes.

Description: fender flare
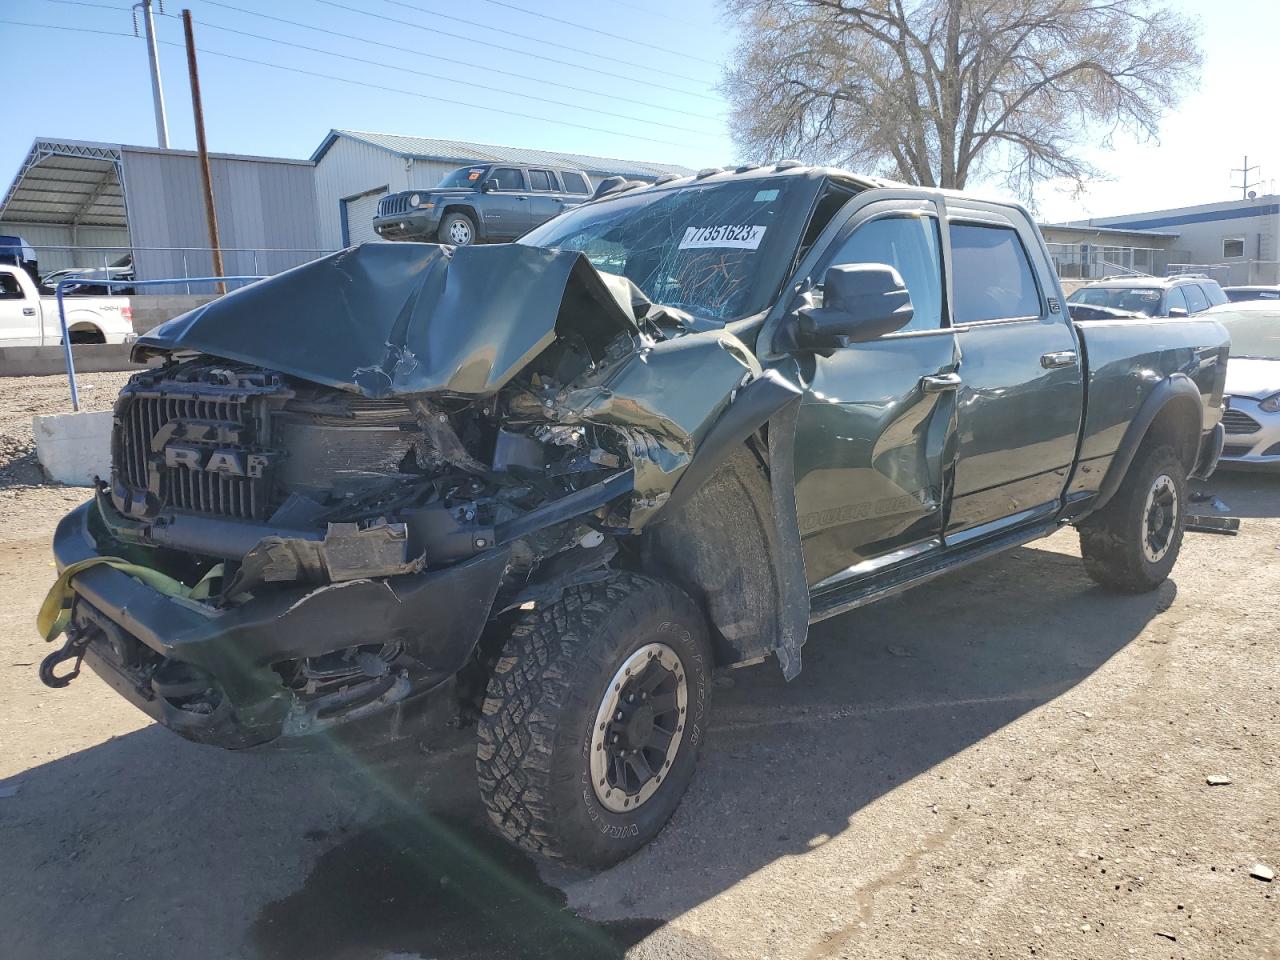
[[658, 368, 812, 680], [1086, 373, 1204, 517]]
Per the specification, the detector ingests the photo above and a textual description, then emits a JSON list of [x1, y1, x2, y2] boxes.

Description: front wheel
[[437, 211, 477, 246], [1079, 443, 1187, 592], [476, 573, 711, 868]]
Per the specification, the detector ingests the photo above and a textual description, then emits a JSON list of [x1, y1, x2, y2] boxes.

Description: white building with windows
[[1057, 194, 1280, 286]]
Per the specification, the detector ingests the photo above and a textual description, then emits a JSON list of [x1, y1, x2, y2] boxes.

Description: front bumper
[[1218, 396, 1280, 470], [372, 210, 440, 241], [51, 501, 509, 749]]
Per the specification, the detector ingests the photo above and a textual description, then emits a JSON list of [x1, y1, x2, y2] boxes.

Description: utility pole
[[1231, 155, 1261, 201], [133, 0, 169, 148], [182, 9, 225, 293]]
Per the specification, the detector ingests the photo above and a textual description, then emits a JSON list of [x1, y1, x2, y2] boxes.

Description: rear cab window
[[1183, 284, 1210, 313], [1201, 282, 1228, 307], [949, 223, 1042, 323], [560, 171, 590, 194], [529, 169, 556, 191]]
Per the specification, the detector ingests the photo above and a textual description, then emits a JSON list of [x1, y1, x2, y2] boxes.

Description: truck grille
[[378, 194, 410, 217], [111, 377, 287, 522], [1222, 408, 1261, 435]]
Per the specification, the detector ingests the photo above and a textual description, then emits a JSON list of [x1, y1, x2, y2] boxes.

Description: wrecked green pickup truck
[[42, 165, 1228, 867]]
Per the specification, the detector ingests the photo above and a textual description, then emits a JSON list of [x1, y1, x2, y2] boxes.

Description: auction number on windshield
[[678, 224, 767, 250]]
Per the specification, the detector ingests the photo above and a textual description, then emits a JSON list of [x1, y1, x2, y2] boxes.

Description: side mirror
[[481, 179, 498, 193], [796, 263, 914, 347], [1168, 306, 1188, 318]]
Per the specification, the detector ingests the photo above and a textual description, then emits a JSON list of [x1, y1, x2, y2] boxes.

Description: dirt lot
[[0, 385, 1276, 958]]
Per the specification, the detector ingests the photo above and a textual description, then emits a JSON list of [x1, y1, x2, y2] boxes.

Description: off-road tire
[[438, 211, 477, 246], [1079, 443, 1187, 593], [476, 573, 711, 868]]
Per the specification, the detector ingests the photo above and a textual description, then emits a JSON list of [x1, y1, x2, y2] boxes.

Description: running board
[[809, 520, 1061, 624]]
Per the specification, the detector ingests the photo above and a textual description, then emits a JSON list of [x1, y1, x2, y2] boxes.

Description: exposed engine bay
[[48, 241, 803, 745]]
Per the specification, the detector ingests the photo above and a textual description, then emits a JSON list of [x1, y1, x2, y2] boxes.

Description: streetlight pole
[[134, 0, 169, 148]]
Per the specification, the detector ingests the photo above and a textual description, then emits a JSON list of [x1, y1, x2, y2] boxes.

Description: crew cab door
[[0, 268, 41, 345], [789, 199, 961, 589], [941, 202, 1084, 540], [481, 167, 532, 239]]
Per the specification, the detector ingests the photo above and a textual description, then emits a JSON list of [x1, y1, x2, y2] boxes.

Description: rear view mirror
[[482, 179, 498, 193], [1168, 306, 1188, 318], [796, 263, 914, 347]]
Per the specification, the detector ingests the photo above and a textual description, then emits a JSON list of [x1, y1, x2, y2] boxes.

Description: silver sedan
[[1209, 301, 1280, 469]]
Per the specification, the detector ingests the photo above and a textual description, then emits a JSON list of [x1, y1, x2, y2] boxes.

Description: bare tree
[[722, 0, 1202, 196]]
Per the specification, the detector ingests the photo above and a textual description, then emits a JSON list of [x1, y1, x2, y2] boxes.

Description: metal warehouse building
[[0, 133, 693, 286], [0, 137, 324, 284], [310, 129, 693, 247]]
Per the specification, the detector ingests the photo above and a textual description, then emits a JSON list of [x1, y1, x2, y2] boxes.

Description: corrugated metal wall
[[0, 221, 131, 274], [314, 136, 411, 248], [121, 148, 325, 283]]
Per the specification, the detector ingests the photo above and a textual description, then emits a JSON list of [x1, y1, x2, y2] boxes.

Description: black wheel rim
[[1142, 473, 1178, 563], [589, 642, 687, 813]]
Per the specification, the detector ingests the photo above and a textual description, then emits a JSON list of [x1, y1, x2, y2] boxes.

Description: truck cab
[[372, 163, 593, 245], [41, 164, 1228, 871], [0, 264, 136, 346]]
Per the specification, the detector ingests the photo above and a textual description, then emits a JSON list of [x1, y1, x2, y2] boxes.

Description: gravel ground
[[0, 371, 132, 531], [0, 385, 1275, 959]]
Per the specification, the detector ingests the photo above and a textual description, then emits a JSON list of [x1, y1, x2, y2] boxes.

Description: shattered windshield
[[519, 177, 805, 321], [1068, 286, 1163, 317]]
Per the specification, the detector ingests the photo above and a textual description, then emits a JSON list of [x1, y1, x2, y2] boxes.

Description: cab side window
[[827, 215, 944, 332], [560, 171, 589, 194], [491, 167, 524, 191], [1166, 285, 1189, 315], [1183, 283, 1210, 313], [0, 274, 25, 300], [528, 169, 555, 191], [950, 223, 1042, 323]]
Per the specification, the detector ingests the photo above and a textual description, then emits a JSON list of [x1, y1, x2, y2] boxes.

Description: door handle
[[1040, 350, 1078, 369], [921, 372, 962, 393], [22, 306, 36, 316]]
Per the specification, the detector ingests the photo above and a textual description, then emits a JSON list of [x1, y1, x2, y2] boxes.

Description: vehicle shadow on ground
[[1, 539, 1171, 960], [1192, 470, 1280, 519]]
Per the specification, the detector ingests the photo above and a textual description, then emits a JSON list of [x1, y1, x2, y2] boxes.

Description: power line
[[157, 12, 713, 136], [3, 17, 701, 148], [199, 0, 721, 122], [353, 0, 719, 92], [461, 0, 718, 66], [160, 39, 696, 148]]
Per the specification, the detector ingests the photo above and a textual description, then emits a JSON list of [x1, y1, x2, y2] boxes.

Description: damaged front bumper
[[51, 501, 510, 749]]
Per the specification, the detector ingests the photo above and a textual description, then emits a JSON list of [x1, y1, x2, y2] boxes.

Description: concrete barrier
[[34, 411, 113, 486], [0, 344, 148, 377]]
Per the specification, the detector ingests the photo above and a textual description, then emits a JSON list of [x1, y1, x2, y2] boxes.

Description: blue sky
[[1, 0, 1276, 222]]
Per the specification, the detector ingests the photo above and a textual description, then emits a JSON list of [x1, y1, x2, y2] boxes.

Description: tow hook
[[39, 626, 90, 689]]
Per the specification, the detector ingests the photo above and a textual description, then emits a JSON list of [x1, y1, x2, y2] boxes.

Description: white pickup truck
[[0, 264, 136, 346]]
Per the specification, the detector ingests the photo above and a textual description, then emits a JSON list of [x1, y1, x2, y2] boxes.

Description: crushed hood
[[134, 242, 639, 398]]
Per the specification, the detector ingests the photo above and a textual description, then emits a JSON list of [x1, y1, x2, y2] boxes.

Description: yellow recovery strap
[[38, 558, 223, 643]]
